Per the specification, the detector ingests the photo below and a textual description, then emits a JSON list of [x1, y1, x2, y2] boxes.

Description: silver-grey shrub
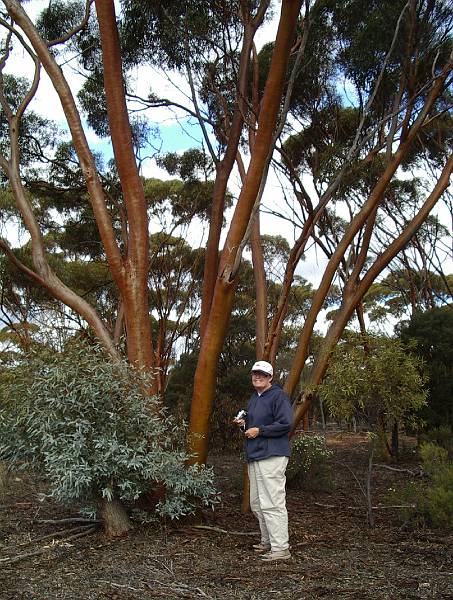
[[0, 342, 217, 520]]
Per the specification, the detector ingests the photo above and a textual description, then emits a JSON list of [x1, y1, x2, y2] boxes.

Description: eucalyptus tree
[[0, 0, 451, 468], [0, 162, 208, 382], [1, 0, 145, 369], [199, 0, 453, 434], [254, 0, 453, 433], [98, 0, 307, 461], [319, 333, 428, 455]]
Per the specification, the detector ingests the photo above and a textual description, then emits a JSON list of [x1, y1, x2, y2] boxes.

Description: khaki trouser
[[247, 456, 289, 552]]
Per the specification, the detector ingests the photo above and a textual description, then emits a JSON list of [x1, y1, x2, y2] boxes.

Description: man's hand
[[233, 418, 245, 428], [245, 427, 260, 439]]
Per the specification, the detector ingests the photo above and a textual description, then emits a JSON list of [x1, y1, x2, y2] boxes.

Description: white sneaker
[[259, 549, 291, 562]]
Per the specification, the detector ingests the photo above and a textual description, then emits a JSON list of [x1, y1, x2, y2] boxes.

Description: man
[[234, 360, 293, 562]]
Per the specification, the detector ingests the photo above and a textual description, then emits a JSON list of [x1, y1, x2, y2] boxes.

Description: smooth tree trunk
[[391, 422, 399, 458], [241, 463, 251, 514], [251, 216, 268, 358], [248, 41, 268, 360], [236, 154, 267, 359], [264, 189, 333, 363], [366, 441, 375, 528], [3, 1, 124, 272], [199, 2, 270, 338], [0, 16, 118, 358], [95, 0, 154, 375], [4, 0, 156, 378], [188, 0, 304, 464]]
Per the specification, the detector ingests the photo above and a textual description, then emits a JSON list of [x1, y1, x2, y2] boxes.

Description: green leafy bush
[[387, 442, 453, 528], [423, 469, 453, 527], [419, 442, 449, 477], [287, 433, 333, 491], [319, 334, 427, 429], [0, 342, 217, 520], [419, 426, 453, 458]]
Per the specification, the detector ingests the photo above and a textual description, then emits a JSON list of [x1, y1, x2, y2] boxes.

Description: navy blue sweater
[[245, 384, 293, 462]]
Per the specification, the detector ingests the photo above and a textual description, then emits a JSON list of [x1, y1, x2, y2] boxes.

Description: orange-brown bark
[[3, 1, 124, 277], [189, 0, 303, 464], [95, 0, 154, 374], [251, 216, 267, 358], [199, 3, 269, 338]]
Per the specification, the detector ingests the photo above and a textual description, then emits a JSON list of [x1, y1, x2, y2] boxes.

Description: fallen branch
[[0, 526, 97, 565], [97, 580, 142, 593], [58, 526, 98, 541], [0, 502, 33, 510], [1, 524, 95, 551], [314, 502, 416, 511], [190, 525, 256, 536], [349, 503, 417, 510], [34, 517, 102, 525], [374, 464, 421, 475], [0, 547, 52, 565], [145, 579, 212, 599]]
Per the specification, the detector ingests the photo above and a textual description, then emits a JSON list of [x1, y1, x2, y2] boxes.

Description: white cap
[[251, 360, 273, 377]]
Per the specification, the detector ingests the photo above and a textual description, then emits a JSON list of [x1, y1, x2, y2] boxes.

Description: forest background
[[0, 0, 452, 536]]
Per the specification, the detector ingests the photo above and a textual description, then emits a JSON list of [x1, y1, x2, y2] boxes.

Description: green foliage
[[286, 434, 334, 491], [77, 74, 109, 137], [330, 0, 452, 104], [143, 175, 223, 224], [319, 334, 427, 430], [0, 342, 217, 520], [258, 0, 337, 122], [120, 0, 247, 70], [387, 442, 453, 529], [282, 105, 361, 184], [419, 426, 453, 459], [400, 306, 453, 429], [157, 149, 214, 182], [0, 75, 57, 170], [37, 0, 86, 44], [423, 467, 453, 528], [419, 442, 448, 478]]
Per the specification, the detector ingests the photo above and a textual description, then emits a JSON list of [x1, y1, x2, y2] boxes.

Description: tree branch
[[47, 0, 94, 48]]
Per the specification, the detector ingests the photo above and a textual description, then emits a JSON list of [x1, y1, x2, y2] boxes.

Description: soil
[[1, 433, 452, 600]]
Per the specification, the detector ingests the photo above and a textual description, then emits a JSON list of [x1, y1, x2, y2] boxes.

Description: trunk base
[[100, 497, 133, 538]]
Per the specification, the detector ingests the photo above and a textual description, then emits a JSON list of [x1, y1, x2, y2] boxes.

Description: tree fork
[[199, 3, 270, 337], [2, 0, 157, 375], [3, 0, 124, 276], [188, 0, 304, 464]]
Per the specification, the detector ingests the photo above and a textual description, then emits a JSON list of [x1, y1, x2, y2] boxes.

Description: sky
[[2, 1, 452, 334]]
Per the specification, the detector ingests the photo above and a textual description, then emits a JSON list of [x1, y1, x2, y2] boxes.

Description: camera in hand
[[234, 409, 247, 431]]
